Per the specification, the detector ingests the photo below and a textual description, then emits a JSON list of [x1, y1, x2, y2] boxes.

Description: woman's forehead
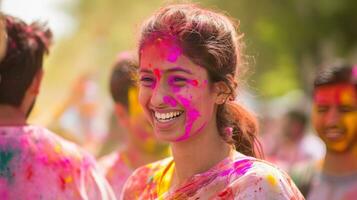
[[141, 37, 182, 63]]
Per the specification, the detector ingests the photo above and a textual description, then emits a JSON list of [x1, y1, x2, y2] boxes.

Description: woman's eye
[[173, 77, 187, 82], [139, 77, 155, 87], [168, 76, 187, 86]]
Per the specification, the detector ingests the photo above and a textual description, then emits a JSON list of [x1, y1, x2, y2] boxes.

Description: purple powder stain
[[167, 45, 182, 63], [232, 159, 253, 175], [163, 96, 177, 107], [218, 159, 253, 179], [171, 85, 181, 93], [175, 95, 201, 141]]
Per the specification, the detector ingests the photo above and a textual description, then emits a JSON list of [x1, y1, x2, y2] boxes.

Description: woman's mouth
[[154, 110, 184, 123]]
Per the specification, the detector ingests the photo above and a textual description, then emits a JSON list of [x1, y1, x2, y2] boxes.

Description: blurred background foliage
[[2, 0, 357, 124]]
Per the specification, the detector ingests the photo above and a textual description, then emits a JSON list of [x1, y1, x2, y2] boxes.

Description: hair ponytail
[[217, 102, 262, 158]]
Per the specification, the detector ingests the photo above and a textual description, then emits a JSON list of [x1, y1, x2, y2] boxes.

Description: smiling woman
[[120, 3, 304, 199]]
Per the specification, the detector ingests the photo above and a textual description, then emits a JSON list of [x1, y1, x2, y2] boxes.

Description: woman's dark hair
[[138, 4, 261, 157], [0, 14, 52, 106]]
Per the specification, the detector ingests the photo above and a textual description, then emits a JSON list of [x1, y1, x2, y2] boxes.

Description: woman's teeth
[[154, 111, 183, 122]]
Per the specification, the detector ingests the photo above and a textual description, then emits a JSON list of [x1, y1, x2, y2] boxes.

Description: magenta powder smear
[[175, 95, 201, 141], [163, 96, 177, 107]]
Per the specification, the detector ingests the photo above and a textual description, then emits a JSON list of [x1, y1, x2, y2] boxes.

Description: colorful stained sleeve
[[224, 161, 305, 200], [120, 166, 150, 200]]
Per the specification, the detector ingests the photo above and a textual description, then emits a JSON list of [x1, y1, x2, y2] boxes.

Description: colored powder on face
[[266, 174, 277, 187], [154, 68, 161, 81], [175, 96, 201, 141], [189, 80, 199, 87], [0, 150, 15, 182], [170, 85, 181, 93], [167, 45, 181, 63], [314, 84, 356, 105], [163, 96, 177, 107]]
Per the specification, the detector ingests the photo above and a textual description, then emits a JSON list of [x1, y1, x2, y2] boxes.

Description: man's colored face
[[312, 83, 357, 153]]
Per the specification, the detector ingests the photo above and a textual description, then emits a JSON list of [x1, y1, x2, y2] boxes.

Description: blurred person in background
[[268, 109, 316, 196], [308, 63, 357, 200], [0, 13, 6, 61], [0, 14, 114, 199], [100, 52, 169, 198], [48, 73, 107, 156]]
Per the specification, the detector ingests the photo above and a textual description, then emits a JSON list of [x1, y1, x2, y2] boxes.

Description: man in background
[[0, 14, 114, 199], [308, 63, 357, 199]]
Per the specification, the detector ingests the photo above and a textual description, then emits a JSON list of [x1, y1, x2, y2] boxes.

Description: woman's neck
[[0, 105, 27, 126], [170, 122, 232, 186]]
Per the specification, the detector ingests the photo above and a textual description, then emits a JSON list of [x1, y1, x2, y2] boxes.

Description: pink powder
[[163, 96, 177, 107], [175, 95, 201, 141], [167, 45, 182, 62], [154, 69, 161, 81], [190, 80, 199, 87]]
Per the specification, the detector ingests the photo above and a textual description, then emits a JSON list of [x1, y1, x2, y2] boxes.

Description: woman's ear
[[213, 81, 231, 105]]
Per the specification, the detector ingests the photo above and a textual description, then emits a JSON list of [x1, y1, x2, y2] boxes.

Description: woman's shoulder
[[227, 155, 305, 199], [120, 156, 173, 199]]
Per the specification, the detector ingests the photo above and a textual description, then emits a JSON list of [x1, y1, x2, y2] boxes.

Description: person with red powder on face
[[307, 63, 357, 200], [121, 4, 304, 199], [0, 15, 115, 200]]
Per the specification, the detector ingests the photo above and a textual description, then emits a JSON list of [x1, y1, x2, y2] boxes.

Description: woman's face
[[138, 38, 219, 142]]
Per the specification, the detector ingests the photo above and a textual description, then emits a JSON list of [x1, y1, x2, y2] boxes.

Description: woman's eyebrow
[[166, 67, 192, 74]]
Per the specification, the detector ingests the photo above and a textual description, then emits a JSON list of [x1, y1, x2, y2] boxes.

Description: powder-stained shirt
[[100, 152, 133, 200], [307, 171, 357, 200], [121, 151, 304, 200], [0, 125, 115, 200]]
